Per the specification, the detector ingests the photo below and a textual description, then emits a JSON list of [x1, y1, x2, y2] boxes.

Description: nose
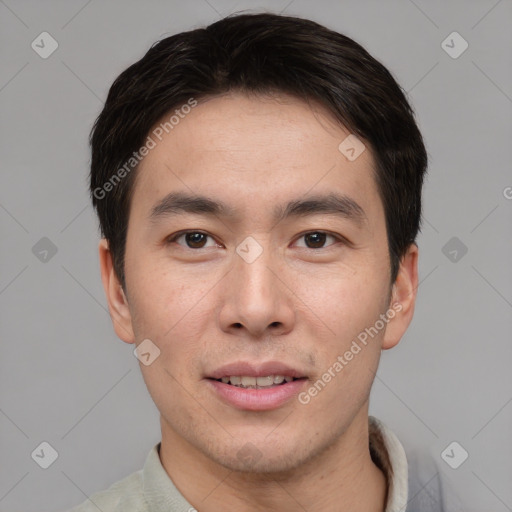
[[218, 241, 296, 339]]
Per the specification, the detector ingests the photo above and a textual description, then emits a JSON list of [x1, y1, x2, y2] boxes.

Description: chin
[[208, 437, 313, 475]]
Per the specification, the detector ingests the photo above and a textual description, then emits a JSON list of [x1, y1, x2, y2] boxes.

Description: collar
[[369, 416, 409, 512]]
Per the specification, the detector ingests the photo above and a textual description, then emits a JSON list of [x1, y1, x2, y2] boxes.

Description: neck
[[159, 408, 388, 512]]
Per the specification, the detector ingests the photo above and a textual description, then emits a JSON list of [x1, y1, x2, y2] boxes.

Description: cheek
[[126, 261, 215, 366], [301, 277, 387, 409], [296, 266, 389, 340]]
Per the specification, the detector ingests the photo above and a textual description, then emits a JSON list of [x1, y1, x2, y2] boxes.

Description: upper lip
[[207, 361, 307, 380]]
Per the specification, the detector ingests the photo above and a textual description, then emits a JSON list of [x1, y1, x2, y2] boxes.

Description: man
[[70, 11, 450, 512]]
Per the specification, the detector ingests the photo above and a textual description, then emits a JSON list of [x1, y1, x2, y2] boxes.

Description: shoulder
[[369, 416, 465, 512], [64, 467, 146, 512], [406, 448, 465, 512]]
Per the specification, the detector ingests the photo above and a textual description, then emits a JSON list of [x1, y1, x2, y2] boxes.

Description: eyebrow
[[148, 191, 367, 226]]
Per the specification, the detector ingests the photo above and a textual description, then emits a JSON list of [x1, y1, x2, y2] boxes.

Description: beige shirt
[[66, 416, 433, 512]]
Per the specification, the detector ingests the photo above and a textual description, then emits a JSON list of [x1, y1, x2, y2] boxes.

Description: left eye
[[170, 231, 218, 249], [294, 232, 338, 249]]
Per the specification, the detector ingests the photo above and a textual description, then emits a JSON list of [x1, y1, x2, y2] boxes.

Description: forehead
[[130, 92, 382, 223]]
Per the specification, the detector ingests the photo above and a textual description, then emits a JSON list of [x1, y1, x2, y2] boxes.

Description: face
[[101, 92, 416, 474]]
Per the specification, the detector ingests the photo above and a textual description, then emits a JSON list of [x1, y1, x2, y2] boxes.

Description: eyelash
[[166, 230, 345, 250]]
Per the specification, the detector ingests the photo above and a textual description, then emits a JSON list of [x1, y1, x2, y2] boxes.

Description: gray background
[[1, 0, 511, 510]]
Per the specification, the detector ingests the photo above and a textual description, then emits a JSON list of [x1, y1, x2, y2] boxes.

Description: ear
[[98, 238, 136, 344], [382, 243, 419, 350]]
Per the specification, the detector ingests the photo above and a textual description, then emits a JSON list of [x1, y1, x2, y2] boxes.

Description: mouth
[[205, 361, 308, 410], [210, 375, 306, 389]]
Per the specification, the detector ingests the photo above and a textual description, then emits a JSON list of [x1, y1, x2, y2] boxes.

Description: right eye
[[166, 231, 219, 249]]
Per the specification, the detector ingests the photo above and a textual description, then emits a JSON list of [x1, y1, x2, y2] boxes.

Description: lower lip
[[206, 378, 307, 411]]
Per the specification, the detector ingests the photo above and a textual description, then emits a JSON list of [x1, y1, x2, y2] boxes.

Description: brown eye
[[293, 231, 343, 250], [184, 232, 207, 248], [169, 231, 217, 249], [303, 232, 327, 248]]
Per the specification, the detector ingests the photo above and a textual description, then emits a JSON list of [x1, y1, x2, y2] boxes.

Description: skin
[[99, 92, 418, 511]]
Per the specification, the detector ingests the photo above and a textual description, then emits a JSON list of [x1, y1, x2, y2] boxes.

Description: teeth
[[219, 375, 297, 387], [256, 376, 274, 387], [241, 376, 257, 386]]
